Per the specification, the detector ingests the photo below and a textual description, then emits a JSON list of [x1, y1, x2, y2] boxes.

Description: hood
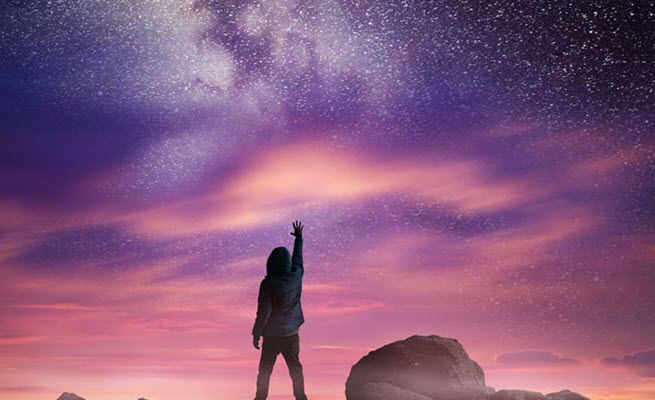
[[266, 246, 291, 276]]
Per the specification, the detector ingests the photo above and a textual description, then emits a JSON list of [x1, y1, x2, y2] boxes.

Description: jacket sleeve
[[252, 280, 271, 338], [290, 235, 303, 277]]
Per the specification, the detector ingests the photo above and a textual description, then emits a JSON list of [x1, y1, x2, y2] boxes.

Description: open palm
[[290, 220, 303, 237]]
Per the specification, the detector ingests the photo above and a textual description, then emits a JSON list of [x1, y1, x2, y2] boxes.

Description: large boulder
[[546, 390, 590, 400], [56, 393, 85, 400], [490, 390, 548, 400], [345, 335, 491, 400]]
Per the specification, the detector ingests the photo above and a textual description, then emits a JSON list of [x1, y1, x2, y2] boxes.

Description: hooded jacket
[[252, 235, 305, 337]]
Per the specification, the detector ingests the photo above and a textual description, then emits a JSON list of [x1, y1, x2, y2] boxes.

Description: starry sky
[[1, 1, 654, 399]]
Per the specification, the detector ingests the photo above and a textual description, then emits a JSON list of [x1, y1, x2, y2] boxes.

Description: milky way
[[1, 1, 654, 400]]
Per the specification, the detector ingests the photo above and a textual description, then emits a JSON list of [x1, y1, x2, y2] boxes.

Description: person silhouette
[[252, 220, 308, 400]]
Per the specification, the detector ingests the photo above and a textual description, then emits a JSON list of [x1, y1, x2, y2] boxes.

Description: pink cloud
[[64, 137, 549, 237], [496, 350, 581, 367], [0, 336, 47, 345]]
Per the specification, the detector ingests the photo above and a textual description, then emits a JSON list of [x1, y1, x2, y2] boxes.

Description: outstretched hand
[[290, 220, 303, 237]]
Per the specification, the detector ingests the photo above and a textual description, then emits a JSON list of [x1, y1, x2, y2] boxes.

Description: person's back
[[252, 220, 307, 400]]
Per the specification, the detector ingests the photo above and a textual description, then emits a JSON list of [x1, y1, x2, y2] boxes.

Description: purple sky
[[1, 1, 654, 399]]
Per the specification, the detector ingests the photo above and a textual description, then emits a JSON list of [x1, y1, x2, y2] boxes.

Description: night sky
[[1, 1, 654, 399]]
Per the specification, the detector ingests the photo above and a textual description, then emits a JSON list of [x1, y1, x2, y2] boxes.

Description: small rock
[[359, 382, 434, 400], [546, 389, 590, 400], [489, 389, 548, 400], [56, 393, 85, 400]]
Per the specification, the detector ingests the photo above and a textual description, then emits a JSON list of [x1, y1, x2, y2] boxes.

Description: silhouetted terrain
[[55, 335, 590, 400]]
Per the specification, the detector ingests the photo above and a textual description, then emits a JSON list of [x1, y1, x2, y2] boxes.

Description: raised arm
[[290, 220, 303, 276]]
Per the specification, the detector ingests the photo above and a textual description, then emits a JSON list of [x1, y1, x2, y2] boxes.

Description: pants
[[254, 333, 307, 400]]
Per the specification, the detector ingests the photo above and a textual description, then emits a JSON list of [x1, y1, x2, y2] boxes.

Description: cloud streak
[[496, 350, 580, 367], [602, 348, 655, 377]]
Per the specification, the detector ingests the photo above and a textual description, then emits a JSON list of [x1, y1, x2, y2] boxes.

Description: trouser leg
[[281, 334, 307, 400], [255, 337, 279, 400]]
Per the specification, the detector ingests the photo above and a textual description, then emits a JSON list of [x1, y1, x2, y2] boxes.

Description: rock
[[358, 382, 435, 400], [490, 390, 548, 400], [56, 393, 85, 400], [345, 335, 490, 400], [546, 390, 590, 400], [492, 389, 589, 400], [345, 334, 591, 400]]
